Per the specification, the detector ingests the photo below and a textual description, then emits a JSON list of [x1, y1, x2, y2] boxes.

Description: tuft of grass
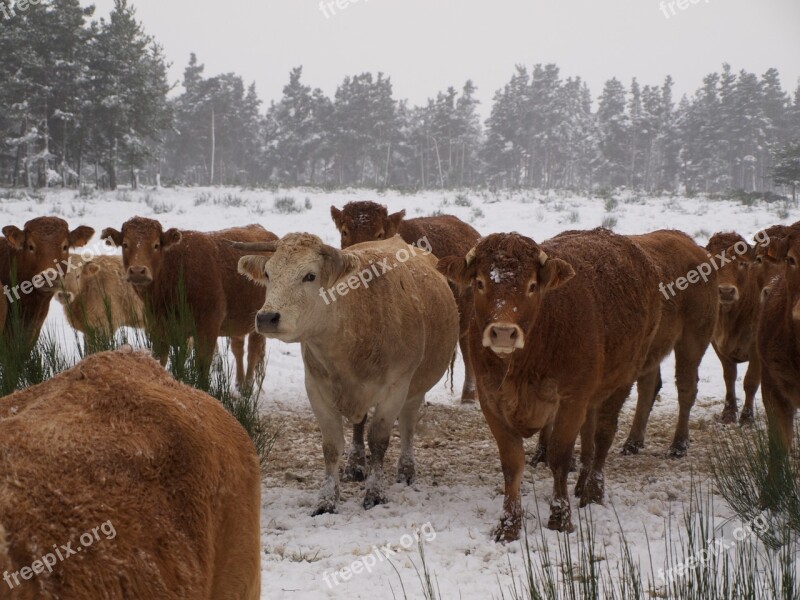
[[602, 216, 618, 230], [274, 196, 304, 214]]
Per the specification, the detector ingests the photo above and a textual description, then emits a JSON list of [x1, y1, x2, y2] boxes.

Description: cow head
[[753, 223, 799, 299], [237, 233, 360, 343], [437, 233, 575, 356], [781, 232, 800, 321], [101, 217, 181, 287], [2, 217, 94, 295], [330, 201, 405, 248], [55, 257, 101, 305], [705, 232, 755, 306]]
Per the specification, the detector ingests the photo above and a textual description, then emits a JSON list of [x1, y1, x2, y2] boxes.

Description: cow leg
[[580, 386, 630, 507], [669, 338, 704, 458], [397, 394, 424, 484], [574, 409, 597, 498], [245, 332, 266, 385], [342, 415, 367, 482], [546, 403, 587, 534], [460, 336, 477, 403], [761, 376, 795, 509], [306, 378, 344, 515], [717, 352, 739, 424], [740, 354, 761, 425], [482, 407, 525, 543], [531, 423, 551, 466], [363, 389, 408, 510], [622, 367, 661, 455], [194, 332, 218, 389], [231, 335, 246, 388]]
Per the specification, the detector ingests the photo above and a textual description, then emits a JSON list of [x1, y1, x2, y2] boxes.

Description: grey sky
[[86, 0, 800, 116]]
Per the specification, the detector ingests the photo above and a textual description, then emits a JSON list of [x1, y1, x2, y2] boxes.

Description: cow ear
[[161, 228, 182, 251], [69, 226, 95, 248], [437, 255, 475, 289], [540, 258, 575, 292], [83, 262, 101, 279], [238, 255, 271, 286], [386, 210, 406, 237], [2, 226, 25, 250], [767, 238, 789, 261], [330, 206, 344, 230], [320, 245, 360, 285], [101, 228, 122, 247]]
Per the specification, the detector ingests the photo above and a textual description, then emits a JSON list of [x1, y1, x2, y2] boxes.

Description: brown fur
[[0, 349, 261, 599], [754, 222, 800, 295], [756, 229, 800, 503], [56, 255, 145, 336], [621, 230, 718, 455], [331, 201, 481, 402], [101, 218, 276, 386], [239, 233, 460, 513], [0, 278, 5, 333], [1, 217, 94, 342], [437, 229, 662, 540]]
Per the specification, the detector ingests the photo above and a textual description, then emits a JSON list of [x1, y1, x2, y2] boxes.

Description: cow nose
[[56, 291, 74, 303], [256, 312, 281, 331], [719, 285, 738, 303], [483, 323, 525, 354], [128, 266, 147, 277]]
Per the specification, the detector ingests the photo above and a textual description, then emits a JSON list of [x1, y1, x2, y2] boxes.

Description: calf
[[331, 201, 480, 402], [237, 234, 459, 513], [0, 349, 261, 599], [101, 218, 275, 387], [756, 230, 800, 505], [755, 222, 800, 300], [56, 255, 145, 337], [622, 230, 718, 455], [438, 229, 662, 540], [1, 217, 94, 343]]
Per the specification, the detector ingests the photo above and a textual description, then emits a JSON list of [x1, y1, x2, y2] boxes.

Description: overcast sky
[[85, 0, 800, 116]]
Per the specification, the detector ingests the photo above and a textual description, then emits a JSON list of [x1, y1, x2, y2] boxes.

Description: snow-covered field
[[3, 186, 796, 599]]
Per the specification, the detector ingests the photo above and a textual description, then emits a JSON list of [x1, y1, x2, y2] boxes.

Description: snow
[[2, 186, 796, 599]]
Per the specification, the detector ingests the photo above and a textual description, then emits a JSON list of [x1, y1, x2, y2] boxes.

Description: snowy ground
[[3, 185, 797, 599]]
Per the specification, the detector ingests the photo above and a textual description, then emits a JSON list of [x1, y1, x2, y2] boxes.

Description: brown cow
[[101, 218, 274, 387], [756, 230, 800, 505], [55, 255, 145, 337], [0, 278, 5, 333], [621, 230, 718, 455], [438, 229, 662, 540], [331, 201, 480, 403], [237, 234, 459, 514], [1, 217, 94, 342], [755, 221, 800, 299], [0, 349, 261, 599], [701, 233, 762, 425]]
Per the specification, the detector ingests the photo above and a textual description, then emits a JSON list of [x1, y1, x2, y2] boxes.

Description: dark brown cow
[[331, 201, 480, 403], [0, 278, 6, 333], [621, 231, 718, 456], [1, 217, 94, 342], [101, 218, 275, 386], [438, 229, 661, 540], [756, 230, 800, 505], [755, 222, 800, 299], [701, 232, 762, 424], [0, 349, 261, 599]]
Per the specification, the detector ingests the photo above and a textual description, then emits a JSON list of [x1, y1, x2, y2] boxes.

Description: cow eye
[[528, 282, 538, 293], [154, 243, 160, 250], [303, 273, 316, 283], [755, 256, 763, 265], [28, 244, 35, 252], [738, 261, 748, 269], [122, 243, 129, 250], [62, 244, 68, 252], [788, 257, 798, 268], [376, 231, 385, 240], [475, 279, 485, 291]]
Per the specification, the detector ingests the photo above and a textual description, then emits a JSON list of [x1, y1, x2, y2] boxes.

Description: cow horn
[[465, 247, 477, 266], [230, 241, 278, 252], [539, 251, 549, 266]]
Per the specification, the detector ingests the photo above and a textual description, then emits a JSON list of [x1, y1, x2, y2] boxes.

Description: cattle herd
[[0, 203, 799, 596]]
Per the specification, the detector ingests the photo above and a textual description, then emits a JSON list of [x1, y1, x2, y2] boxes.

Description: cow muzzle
[[483, 322, 525, 355], [256, 311, 282, 335], [718, 284, 739, 305], [127, 265, 153, 286], [55, 291, 75, 304]]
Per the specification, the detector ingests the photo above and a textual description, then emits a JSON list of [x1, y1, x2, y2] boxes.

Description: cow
[[101, 218, 275, 387], [55, 255, 145, 337], [699, 232, 762, 425], [621, 230, 718, 455], [755, 222, 800, 300], [0, 278, 5, 333], [0, 349, 261, 600], [236, 233, 459, 514], [331, 201, 480, 403], [437, 229, 662, 540], [756, 229, 800, 507], [1, 217, 94, 343]]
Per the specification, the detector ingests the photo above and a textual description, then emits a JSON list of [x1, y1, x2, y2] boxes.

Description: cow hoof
[[739, 410, 755, 426], [342, 463, 367, 482], [621, 440, 643, 455], [396, 468, 416, 485], [716, 408, 738, 425], [491, 514, 522, 543], [574, 468, 590, 498], [460, 392, 477, 404], [668, 442, 688, 459], [312, 503, 337, 517], [547, 501, 574, 533], [579, 472, 605, 507], [363, 493, 387, 510], [530, 445, 547, 466]]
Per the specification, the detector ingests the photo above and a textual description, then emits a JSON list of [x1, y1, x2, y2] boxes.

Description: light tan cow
[[55, 255, 145, 336], [0, 349, 261, 600], [237, 233, 459, 513]]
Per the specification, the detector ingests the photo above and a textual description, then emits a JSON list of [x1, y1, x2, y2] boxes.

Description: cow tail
[[448, 348, 456, 393]]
